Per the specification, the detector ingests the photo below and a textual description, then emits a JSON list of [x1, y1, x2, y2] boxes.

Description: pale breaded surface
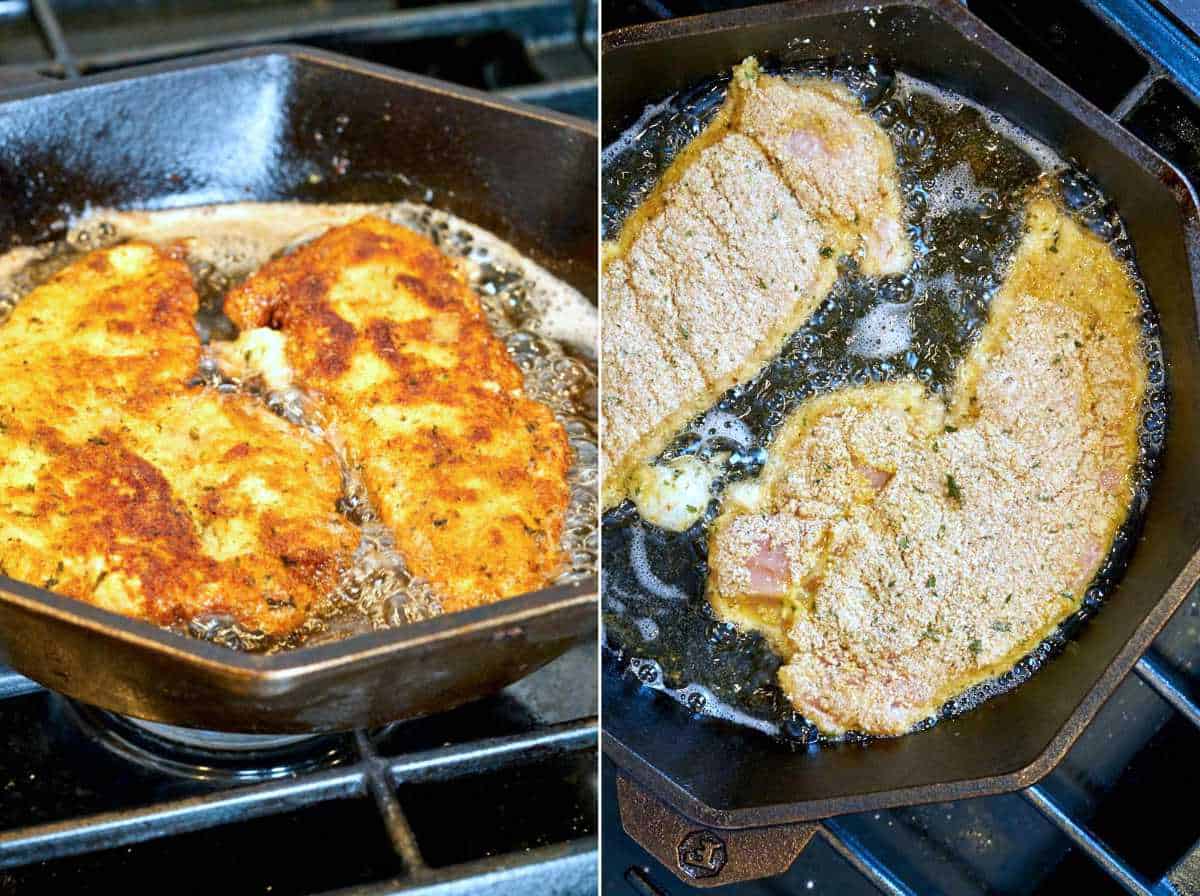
[[602, 59, 910, 509], [225, 216, 571, 613], [0, 243, 358, 635], [707, 196, 1146, 735], [735, 74, 912, 276], [603, 132, 833, 501]]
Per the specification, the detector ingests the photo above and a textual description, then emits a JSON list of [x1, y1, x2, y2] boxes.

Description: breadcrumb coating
[[0, 243, 357, 635], [226, 216, 571, 613], [602, 59, 911, 509], [708, 196, 1147, 735]]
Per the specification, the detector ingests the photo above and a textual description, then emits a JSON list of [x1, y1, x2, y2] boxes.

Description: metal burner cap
[[66, 701, 357, 782]]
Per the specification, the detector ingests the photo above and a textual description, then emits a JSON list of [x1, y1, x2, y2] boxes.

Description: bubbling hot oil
[[602, 60, 1167, 742], [1, 201, 597, 653]]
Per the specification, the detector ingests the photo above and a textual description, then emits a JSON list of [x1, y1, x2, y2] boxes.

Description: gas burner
[[66, 702, 360, 782]]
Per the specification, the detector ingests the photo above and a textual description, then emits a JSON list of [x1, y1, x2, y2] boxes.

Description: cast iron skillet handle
[[617, 775, 820, 888]]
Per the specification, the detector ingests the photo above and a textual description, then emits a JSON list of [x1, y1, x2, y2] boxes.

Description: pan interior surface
[[603, 57, 1164, 739], [0, 50, 597, 300], [601, 1, 1200, 823]]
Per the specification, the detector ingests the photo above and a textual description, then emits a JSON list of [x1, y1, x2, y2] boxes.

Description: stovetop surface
[[0, 641, 597, 895], [601, 1, 1200, 893]]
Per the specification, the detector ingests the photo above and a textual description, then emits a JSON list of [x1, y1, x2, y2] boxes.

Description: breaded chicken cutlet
[[0, 243, 358, 636], [707, 196, 1147, 736], [602, 58, 911, 510], [225, 216, 571, 613]]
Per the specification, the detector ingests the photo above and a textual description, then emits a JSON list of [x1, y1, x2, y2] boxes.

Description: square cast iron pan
[[0, 46, 598, 733], [601, 0, 1200, 859]]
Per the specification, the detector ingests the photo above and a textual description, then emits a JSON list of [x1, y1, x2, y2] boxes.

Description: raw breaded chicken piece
[[734, 66, 912, 276], [225, 216, 571, 613], [708, 196, 1146, 735], [0, 243, 357, 636], [602, 58, 910, 511], [603, 132, 834, 506]]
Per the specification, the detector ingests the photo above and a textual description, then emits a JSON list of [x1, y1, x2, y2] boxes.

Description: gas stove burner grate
[[0, 0, 598, 120], [0, 645, 597, 892], [66, 702, 360, 782]]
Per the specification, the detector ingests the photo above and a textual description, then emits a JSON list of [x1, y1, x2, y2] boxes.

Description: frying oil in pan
[[601, 59, 1168, 743], [0, 202, 598, 652]]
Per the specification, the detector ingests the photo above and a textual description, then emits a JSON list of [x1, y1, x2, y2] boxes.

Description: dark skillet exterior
[[0, 46, 597, 733], [602, 0, 1200, 837]]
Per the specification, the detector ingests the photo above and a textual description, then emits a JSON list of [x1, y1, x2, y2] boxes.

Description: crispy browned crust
[[226, 216, 571, 611], [0, 242, 358, 636]]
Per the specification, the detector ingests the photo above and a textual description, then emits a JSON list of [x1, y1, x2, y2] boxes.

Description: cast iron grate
[[0, 0, 597, 118], [0, 645, 597, 895], [600, 0, 1200, 893]]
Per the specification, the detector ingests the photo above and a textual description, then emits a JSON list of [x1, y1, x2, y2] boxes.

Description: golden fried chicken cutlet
[[0, 242, 358, 636], [225, 216, 571, 613], [602, 58, 911, 511], [708, 196, 1146, 735]]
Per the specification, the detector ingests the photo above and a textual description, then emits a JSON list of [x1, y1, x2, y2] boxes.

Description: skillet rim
[[0, 43, 598, 138]]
